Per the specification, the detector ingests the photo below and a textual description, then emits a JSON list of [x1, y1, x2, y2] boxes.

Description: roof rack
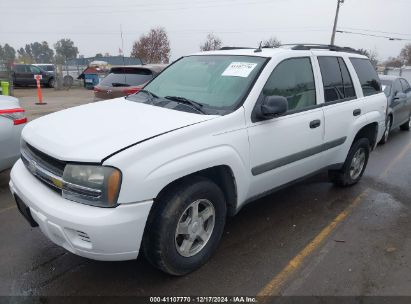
[[283, 44, 362, 54], [219, 44, 363, 55]]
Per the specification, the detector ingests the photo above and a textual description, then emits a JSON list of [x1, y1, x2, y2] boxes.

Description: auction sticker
[[222, 62, 257, 77]]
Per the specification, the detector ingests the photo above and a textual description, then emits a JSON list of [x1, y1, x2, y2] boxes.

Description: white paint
[[11, 47, 387, 264]]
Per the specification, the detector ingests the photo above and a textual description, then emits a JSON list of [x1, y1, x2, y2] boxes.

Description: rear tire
[[47, 78, 55, 88], [143, 176, 227, 275], [400, 115, 410, 131], [329, 138, 370, 187]]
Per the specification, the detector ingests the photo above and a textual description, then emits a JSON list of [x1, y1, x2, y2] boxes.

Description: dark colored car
[[12, 64, 55, 88], [379, 75, 411, 144], [93, 64, 167, 100]]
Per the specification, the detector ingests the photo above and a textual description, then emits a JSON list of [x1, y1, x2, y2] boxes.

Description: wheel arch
[[155, 165, 238, 216], [352, 122, 379, 150]]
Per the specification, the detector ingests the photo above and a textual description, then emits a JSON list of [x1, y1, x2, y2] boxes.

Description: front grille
[[21, 141, 67, 193], [24, 142, 66, 176]]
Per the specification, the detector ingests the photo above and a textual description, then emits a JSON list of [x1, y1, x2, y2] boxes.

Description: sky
[[1, 0, 410, 62]]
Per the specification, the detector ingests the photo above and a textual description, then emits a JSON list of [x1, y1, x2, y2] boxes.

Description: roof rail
[[286, 44, 362, 54], [219, 46, 254, 50]]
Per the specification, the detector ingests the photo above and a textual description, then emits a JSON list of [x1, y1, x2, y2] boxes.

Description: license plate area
[[15, 195, 39, 227]]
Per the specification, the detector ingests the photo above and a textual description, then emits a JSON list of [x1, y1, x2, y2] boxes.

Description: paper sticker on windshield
[[222, 62, 257, 78]]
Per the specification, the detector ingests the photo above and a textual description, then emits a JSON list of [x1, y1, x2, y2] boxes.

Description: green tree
[[0, 44, 16, 66], [95, 53, 103, 58], [54, 38, 79, 64], [17, 47, 34, 63]]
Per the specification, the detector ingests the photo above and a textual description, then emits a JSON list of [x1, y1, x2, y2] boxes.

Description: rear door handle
[[353, 109, 361, 116], [309, 119, 321, 129]]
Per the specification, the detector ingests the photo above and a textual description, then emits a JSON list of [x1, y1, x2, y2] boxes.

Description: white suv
[[10, 44, 387, 275]]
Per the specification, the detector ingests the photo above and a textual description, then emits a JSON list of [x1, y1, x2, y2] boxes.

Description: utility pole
[[330, 0, 344, 45]]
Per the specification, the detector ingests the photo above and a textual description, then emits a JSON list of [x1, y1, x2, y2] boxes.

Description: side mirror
[[394, 92, 406, 100], [257, 95, 288, 120]]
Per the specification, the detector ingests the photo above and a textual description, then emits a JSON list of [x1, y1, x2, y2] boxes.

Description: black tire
[[379, 116, 392, 145], [47, 78, 55, 88], [143, 176, 227, 275], [329, 138, 370, 187], [400, 115, 410, 131]]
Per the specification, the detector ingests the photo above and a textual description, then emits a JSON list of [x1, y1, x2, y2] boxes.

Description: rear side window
[[350, 58, 381, 96], [262, 57, 316, 111], [318, 57, 356, 103], [338, 58, 356, 99], [29, 66, 41, 74], [14, 65, 26, 73], [393, 80, 403, 94], [100, 68, 153, 87], [400, 79, 411, 93]]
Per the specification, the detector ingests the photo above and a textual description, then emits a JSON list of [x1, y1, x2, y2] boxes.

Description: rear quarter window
[[350, 58, 381, 97]]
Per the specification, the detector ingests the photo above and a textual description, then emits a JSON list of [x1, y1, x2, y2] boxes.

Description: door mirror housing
[[394, 92, 406, 100], [257, 95, 288, 120]]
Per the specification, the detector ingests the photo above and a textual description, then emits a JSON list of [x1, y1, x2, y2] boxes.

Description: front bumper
[[10, 159, 153, 261]]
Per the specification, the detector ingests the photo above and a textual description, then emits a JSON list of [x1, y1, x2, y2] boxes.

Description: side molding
[[251, 137, 347, 176]]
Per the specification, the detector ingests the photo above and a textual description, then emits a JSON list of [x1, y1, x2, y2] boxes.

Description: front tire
[[379, 116, 392, 145], [143, 176, 227, 275], [329, 138, 370, 187]]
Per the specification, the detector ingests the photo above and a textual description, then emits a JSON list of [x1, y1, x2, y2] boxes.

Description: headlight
[[62, 164, 122, 207]]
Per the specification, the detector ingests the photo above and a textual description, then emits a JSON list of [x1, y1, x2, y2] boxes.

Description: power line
[[341, 27, 411, 37], [337, 30, 411, 41]]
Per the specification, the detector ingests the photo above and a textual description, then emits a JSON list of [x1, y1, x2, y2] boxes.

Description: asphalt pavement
[[1, 89, 411, 297]]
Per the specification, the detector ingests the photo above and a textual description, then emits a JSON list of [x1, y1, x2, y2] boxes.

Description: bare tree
[[200, 33, 222, 51], [262, 37, 281, 48], [384, 57, 403, 68], [358, 48, 379, 67], [131, 27, 170, 64], [399, 43, 411, 66]]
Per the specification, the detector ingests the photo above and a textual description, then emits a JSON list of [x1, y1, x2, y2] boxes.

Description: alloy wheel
[[175, 199, 215, 257]]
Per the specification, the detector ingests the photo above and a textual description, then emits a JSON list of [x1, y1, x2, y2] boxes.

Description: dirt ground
[[13, 87, 95, 121]]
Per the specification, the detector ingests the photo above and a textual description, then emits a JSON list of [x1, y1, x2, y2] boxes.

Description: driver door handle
[[309, 119, 321, 129]]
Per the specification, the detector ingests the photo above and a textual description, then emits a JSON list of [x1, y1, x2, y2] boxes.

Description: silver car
[[0, 95, 27, 172], [379, 75, 411, 144]]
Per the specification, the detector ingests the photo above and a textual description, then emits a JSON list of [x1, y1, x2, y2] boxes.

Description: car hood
[[22, 98, 217, 162]]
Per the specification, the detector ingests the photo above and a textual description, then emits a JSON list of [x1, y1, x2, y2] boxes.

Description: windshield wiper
[[164, 96, 205, 114], [137, 89, 159, 103]]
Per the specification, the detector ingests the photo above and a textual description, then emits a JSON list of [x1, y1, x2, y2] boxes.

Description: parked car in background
[[379, 75, 411, 144], [12, 64, 55, 88], [93, 65, 167, 99], [33, 64, 55, 74], [0, 95, 27, 172], [10, 45, 386, 275]]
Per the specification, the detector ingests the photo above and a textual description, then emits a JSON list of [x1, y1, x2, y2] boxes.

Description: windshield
[[381, 80, 392, 96], [100, 70, 153, 87], [139, 55, 266, 114]]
